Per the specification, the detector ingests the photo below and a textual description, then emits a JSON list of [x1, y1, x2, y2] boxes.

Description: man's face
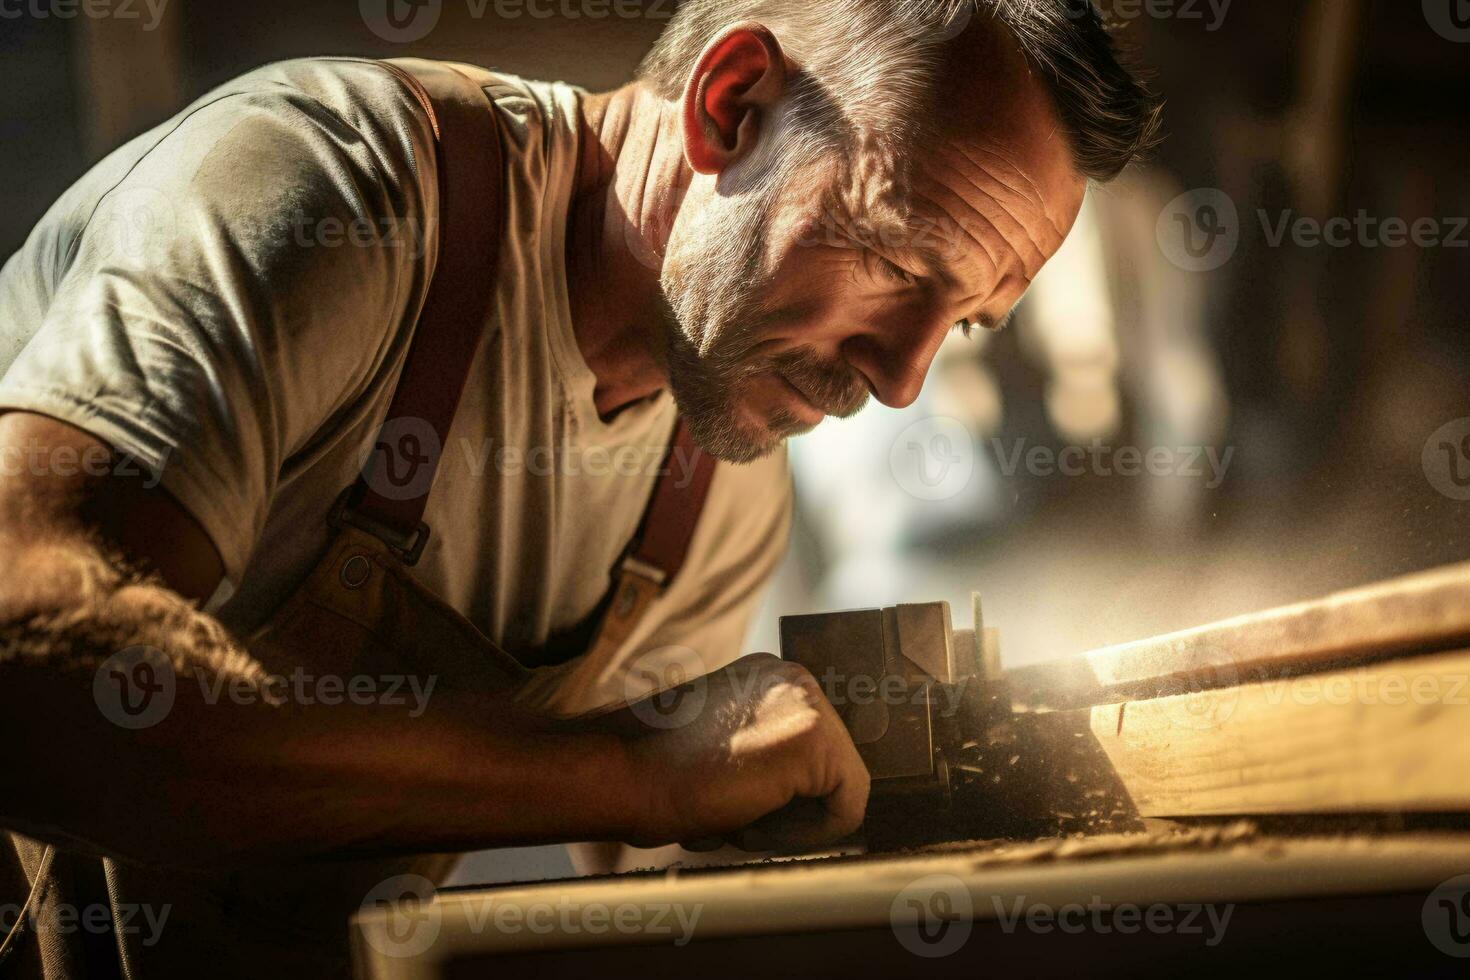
[[659, 56, 1088, 463]]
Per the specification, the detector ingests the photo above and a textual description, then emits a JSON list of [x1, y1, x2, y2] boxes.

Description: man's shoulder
[[190, 57, 439, 144]]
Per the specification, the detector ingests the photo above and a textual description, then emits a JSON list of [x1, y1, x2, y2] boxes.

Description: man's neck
[[565, 83, 689, 420]]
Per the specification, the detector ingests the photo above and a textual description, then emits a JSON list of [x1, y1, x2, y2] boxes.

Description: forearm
[[0, 539, 646, 868], [1, 661, 643, 866]]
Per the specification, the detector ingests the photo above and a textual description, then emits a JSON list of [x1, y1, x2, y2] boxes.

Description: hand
[[607, 652, 870, 852]]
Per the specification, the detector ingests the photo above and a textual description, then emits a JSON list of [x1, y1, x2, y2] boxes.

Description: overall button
[[339, 554, 372, 590]]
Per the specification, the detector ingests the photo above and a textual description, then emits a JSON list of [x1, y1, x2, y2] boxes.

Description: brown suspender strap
[[570, 420, 718, 697], [340, 59, 718, 685], [627, 420, 717, 584], [330, 59, 505, 564]]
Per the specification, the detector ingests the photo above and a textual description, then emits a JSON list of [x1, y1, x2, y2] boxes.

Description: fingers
[[678, 836, 728, 852], [729, 666, 871, 852]]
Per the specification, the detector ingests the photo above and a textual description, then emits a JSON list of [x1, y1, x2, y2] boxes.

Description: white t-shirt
[[0, 58, 793, 715]]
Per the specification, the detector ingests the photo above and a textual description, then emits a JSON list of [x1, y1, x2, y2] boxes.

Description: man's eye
[[875, 255, 917, 285]]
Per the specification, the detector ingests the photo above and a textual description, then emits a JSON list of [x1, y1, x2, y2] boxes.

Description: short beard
[[658, 176, 869, 463]]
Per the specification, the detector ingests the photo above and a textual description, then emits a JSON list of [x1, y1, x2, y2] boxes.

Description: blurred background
[[4, 0, 1468, 877]]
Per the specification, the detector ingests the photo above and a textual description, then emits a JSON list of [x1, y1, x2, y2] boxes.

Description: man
[[0, 0, 1159, 974]]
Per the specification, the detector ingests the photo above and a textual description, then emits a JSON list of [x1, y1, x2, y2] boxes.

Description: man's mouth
[[773, 371, 826, 426]]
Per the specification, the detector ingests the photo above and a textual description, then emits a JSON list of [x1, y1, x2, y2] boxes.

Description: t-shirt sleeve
[[0, 61, 437, 585]]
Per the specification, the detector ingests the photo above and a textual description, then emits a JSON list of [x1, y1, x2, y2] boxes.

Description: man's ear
[[681, 22, 787, 176]]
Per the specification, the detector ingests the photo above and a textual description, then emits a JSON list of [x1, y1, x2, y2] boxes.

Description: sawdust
[[906, 820, 1265, 871], [622, 822, 1268, 881]]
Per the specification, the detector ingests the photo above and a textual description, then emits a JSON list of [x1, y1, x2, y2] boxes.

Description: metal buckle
[[329, 488, 431, 566], [607, 554, 668, 621], [618, 554, 668, 588]]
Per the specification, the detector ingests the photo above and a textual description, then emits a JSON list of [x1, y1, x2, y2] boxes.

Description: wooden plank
[[353, 832, 1470, 977], [1007, 561, 1470, 710], [1091, 648, 1470, 817]]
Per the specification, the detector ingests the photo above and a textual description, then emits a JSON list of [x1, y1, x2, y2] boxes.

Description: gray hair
[[639, 0, 1162, 184]]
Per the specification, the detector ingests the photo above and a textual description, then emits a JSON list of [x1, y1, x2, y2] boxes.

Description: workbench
[[352, 563, 1470, 977]]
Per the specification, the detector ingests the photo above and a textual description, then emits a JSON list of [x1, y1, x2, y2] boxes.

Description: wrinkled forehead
[[820, 22, 1081, 209], [837, 23, 1088, 274]]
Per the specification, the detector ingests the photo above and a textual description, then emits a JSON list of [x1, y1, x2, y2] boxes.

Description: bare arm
[[0, 412, 868, 867], [0, 411, 646, 867]]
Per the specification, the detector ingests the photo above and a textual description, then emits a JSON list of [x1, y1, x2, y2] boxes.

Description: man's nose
[[840, 320, 949, 410]]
